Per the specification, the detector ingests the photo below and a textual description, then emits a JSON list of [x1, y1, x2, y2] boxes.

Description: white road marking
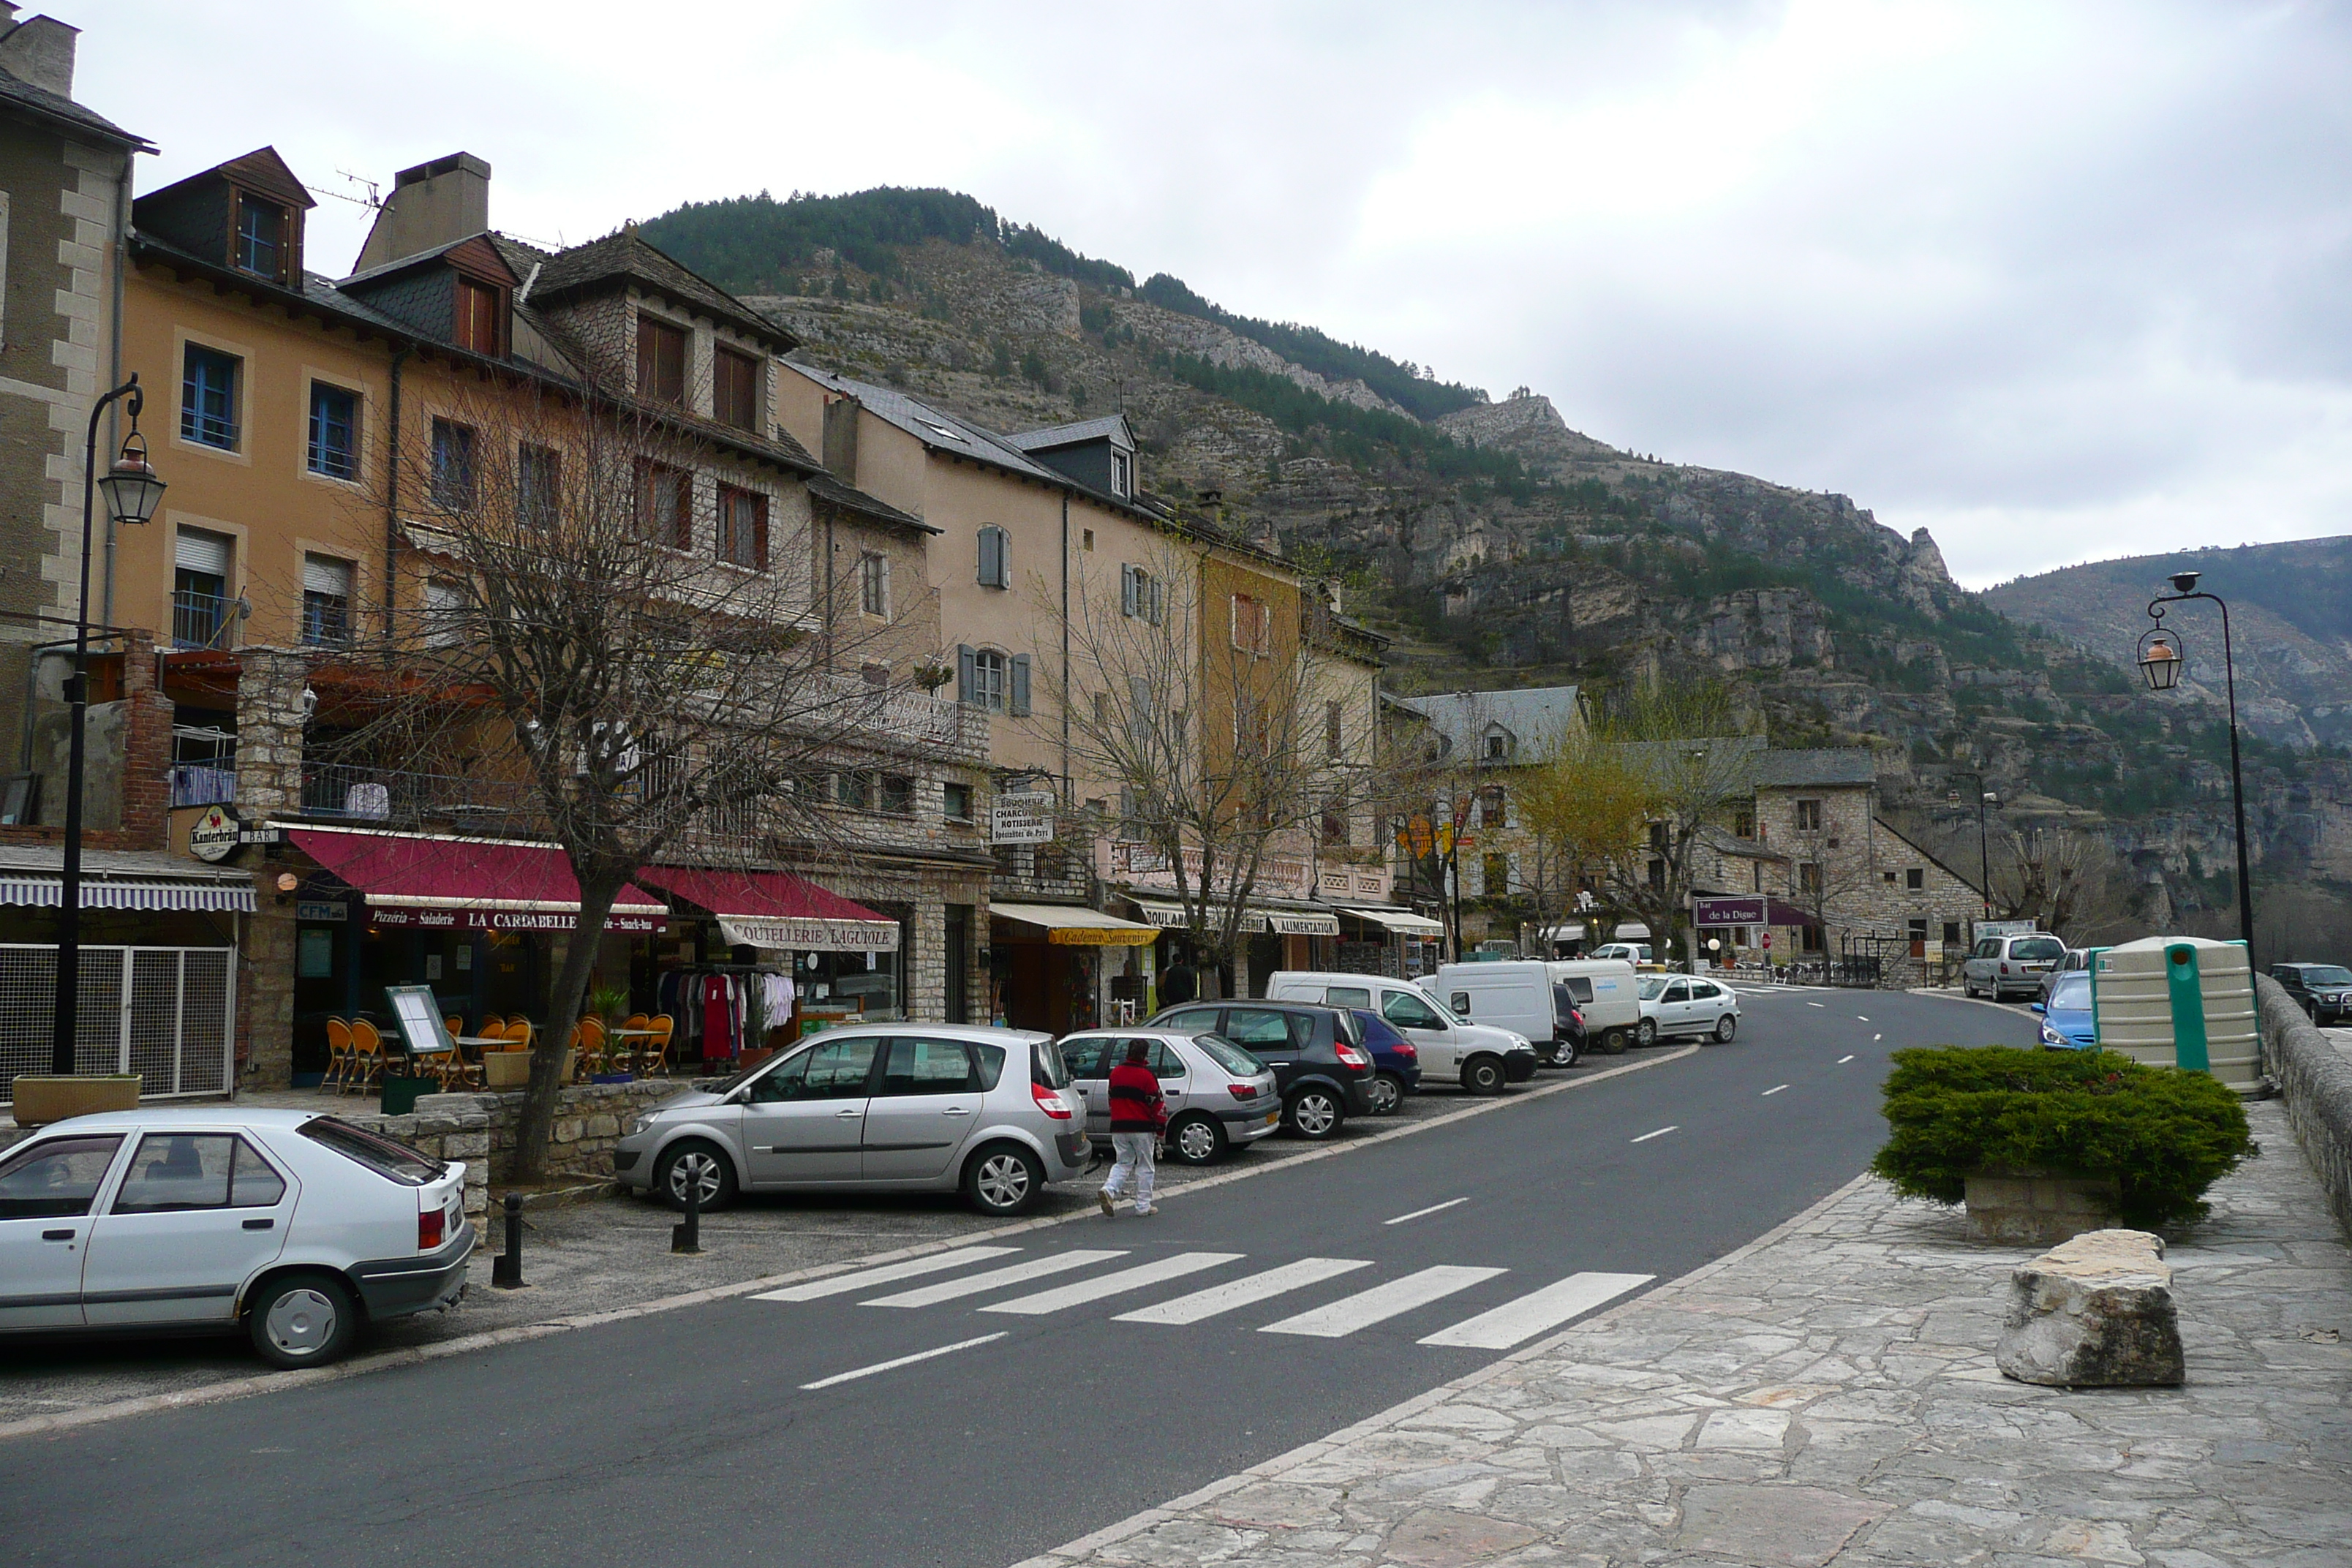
[[1418, 1271, 1654, 1349], [864, 1250, 1126, 1308], [1262, 1265, 1507, 1338], [1857, 1015, 1870, 1022], [1630, 1126, 1678, 1142], [799, 1333, 1005, 1390], [1838, 1055, 1855, 1063], [1117, 1257, 1374, 1325], [1384, 1197, 1470, 1226], [1873, 1034, 1882, 1042], [755, 1246, 1020, 1303], [1806, 1002, 1825, 1009], [1762, 1085, 1788, 1096], [981, 1252, 1242, 1316]]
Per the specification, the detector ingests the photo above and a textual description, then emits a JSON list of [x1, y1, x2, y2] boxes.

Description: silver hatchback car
[[611, 1025, 1090, 1217], [1056, 1028, 1282, 1166]]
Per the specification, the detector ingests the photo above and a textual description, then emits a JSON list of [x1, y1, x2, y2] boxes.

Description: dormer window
[[715, 346, 760, 430], [636, 314, 687, 405], [235, 195, 286, 281], [1112, 449, 1132, 498], [455, 278, 503, 355]]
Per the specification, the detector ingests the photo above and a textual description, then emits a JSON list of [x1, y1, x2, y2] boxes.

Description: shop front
[[988, 902, 1158, 1033], [1337, 905, 1447, 979], [1692, 895, 1819, 967], [1123, 899, 1343, 1000]]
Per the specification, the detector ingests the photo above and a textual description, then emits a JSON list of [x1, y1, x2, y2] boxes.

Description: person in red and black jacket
[[1097, 1039, 1166, 1218]]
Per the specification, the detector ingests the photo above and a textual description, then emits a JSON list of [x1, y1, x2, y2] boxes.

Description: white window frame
[[859, 551, 891, 618]]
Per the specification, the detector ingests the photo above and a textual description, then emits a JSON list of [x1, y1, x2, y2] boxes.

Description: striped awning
[[0, 875, 256, 912]]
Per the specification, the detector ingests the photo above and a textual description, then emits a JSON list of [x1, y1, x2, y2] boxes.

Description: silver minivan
[[611, 1024, 1092, 1216], [1057, 1028, 1281, 1165], [1962, 933, 2070, 1001]]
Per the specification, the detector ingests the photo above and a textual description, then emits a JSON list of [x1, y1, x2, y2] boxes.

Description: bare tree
[[332, 375, 900, 1178], [1587, 685, 1759, 967], [1986, 824, 2140, 944], [1039, 539, 1358, 997], [1516, 729, 1655, 950]]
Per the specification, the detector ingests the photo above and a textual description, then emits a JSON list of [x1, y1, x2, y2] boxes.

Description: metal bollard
[[492, 1193, 524, 1288], [671, 1175, 701, 1255]]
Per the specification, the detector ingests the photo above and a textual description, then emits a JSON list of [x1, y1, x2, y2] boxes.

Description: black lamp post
[[51, 377, 167, 1076], [2139, 570, 2254, 949], [1946, 772, 1998, 921]]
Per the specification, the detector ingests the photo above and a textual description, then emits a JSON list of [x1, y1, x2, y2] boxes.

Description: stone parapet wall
[[409, 1079, 686, 1190], [2255, 972, 2352, 1242]]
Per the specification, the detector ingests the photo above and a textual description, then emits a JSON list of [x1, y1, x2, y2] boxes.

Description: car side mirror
[[2029, 1003, 2045, 1014], [723, 1087, 750, 1104]]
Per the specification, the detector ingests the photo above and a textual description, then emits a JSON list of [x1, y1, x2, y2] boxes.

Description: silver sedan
[[1056, 1029, 1282, 1165]]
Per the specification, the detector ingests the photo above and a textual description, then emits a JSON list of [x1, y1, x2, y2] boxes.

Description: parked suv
[[1962, 932, 2069, 1001], [1262, 971, 1539, 1093], [612, 1025, 1090, 1216], [2272, 962, 2352, 1025], [1145, 1000, 1376, 1139], [1057, 1028, 1282, 1164]]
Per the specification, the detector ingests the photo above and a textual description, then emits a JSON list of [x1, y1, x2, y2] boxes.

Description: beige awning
[[1347, 907, 1447, 936], [991, 902, 1158, 946]]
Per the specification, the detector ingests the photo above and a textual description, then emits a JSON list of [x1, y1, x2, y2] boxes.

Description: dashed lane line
[[1629, 1126, 1678, 1143], [1838, 1055, 1855, 1064], [1384, 1197, 1470, 1226], [799, 1333, 1005, 1392], [1761, 1085, 1788, 1096]]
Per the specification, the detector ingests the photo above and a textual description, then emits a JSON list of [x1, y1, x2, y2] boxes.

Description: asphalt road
[[1, 988, 2035, 1568]]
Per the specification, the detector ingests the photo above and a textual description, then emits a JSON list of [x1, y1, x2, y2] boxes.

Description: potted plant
[[585, 983, 633, 1082], [1872, 1045, 2254, 1243]]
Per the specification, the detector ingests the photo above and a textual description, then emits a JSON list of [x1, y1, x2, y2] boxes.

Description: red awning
[[633, 866, 900, 953], [287, 827, 668, 933], [1766, 899, 1823, 928]]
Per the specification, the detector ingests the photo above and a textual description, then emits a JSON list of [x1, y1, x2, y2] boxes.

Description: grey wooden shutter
[[957, 644, 978, 706], [1121, 565, 1138, 617], [979, 526, 1009, 588], [1009, 653, 1032, 717], [1148, 576, 1165, 625]]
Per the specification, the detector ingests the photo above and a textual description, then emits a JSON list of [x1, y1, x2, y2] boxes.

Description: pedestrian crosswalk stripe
[[1260, 1264, 1507, 1338], [754, 1246, 1022, 1303], [981, 1252, 1244, 1316], [1115, 1256, 1375, 1326], [1415, 1271, 1654, 1349], [864, 1250, 1127, 1308]]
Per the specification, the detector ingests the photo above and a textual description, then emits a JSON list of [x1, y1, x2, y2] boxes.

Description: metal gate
[[0, 945, 236, 1103]]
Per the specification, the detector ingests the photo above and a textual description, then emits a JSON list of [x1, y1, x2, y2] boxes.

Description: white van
[[1548, 959, 1643, 1054], [1264, 971, 1539, 1094], [1433, 960, 1580, 1066]]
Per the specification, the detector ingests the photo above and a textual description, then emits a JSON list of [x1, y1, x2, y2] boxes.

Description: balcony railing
[[817, 673, 988, 761], [173, 590, 236, 651], [170, 766, 237, 809], [298, 763, 535, 832]]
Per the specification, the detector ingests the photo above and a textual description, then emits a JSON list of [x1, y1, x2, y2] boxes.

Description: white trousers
[[1101, 1131, 1157, 1213]]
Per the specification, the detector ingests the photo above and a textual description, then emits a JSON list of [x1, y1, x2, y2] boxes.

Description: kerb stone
[[1997, 1227, 2185, 1387]]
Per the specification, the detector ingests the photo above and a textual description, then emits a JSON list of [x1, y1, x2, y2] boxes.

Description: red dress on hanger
[[701, 976, 734, 1062]]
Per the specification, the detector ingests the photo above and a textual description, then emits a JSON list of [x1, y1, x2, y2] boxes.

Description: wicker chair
[[322, 1017, 355, 1093], [641, 1014, 675, 1077], [348, 1018, 387, 1093]]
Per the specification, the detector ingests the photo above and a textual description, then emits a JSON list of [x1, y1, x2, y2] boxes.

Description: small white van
[[1433, 960, 1580, 1066], [1263, 972, 1539, 1093], [1548, 959, 1643, 1054]]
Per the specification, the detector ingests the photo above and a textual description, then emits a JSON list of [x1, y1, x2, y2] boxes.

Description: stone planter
[[1964, 1166, 2121, 1245], [10, 1074, 142, 1127]]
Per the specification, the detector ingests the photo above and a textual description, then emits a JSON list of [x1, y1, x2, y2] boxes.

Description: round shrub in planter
[[1872, 1046, 2255, 1231]]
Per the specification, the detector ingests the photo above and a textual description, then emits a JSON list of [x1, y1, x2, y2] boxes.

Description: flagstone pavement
[[1017, 1096, 2352, 1568]]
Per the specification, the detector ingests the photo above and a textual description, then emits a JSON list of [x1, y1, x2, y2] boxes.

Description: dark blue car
[[1351, 1009, 1422, 1115], [2034, 971, 2096, 1049]]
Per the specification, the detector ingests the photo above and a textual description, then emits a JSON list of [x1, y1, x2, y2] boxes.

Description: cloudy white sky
[[53, 0, 2351, 588]]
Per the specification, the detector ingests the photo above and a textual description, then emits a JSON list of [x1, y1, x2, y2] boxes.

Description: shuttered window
[[717, 486, 767, 570], [976, 526, 1009, 588], [301, 555, 354, 648], [637, 461, 691, 547], [636, 314, 687, 404], [715, 347, 760, 430], [455, 278, 502, 355]]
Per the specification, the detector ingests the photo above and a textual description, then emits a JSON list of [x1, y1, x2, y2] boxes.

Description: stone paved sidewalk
[[1020, 1097, 2352, 1568]]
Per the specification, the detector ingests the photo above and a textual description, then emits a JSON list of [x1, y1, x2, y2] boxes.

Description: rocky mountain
[[639, 191, 2352, 941], [1984, 538, 2352, 752]]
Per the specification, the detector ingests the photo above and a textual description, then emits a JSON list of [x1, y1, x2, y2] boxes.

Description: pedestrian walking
[[1098, 1039, 1165, 1218]]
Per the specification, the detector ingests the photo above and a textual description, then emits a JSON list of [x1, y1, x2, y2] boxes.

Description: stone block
[[1997, 1228, 2184, 1387], [552, 1117, 584, 1144], [1963, 1167, 2119, 1245], [585, 1113, 619, 1139]]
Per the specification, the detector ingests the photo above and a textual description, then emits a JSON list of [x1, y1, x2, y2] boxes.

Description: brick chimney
[[353, 152, 491, 272]]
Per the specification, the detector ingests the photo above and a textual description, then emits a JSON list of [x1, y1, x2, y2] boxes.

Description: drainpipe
[[99, 151, 131, 627], [382, 347, 412, 636], [822, 500, 836, 668], [1059, 492, 1071, 799]]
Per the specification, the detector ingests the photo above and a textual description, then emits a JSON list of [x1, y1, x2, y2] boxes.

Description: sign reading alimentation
[[989, 791, 1055, 845]]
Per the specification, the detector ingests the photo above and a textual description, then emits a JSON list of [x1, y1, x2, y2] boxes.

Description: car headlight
[[2039, 1024, 2063, 1046], [629, 1113, 657, 1137]]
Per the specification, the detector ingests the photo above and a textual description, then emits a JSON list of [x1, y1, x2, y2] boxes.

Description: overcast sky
[[55, 0, 2351, 589]]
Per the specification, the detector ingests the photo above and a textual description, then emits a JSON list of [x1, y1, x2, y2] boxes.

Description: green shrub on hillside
[[1871, 1046, 2253, 1229]]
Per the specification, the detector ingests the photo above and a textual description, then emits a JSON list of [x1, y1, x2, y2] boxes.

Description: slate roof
[[0, 64, 149, 150], [792, 363, 1070, 486], [1697, 823, 1787, 862], [522, 227, 796, 353], [1390, 686, 1585, 759], [1004, 415, 1134, 453], [1751, 747, 1879, 788], [806, 472, 938, 535]]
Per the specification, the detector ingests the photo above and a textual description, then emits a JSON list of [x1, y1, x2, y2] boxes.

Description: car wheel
[[655, 1139, 738, 1214], [1635, 1018, 1658, 1048], [1601, 1028, 1629, 1055], [246, 1272, 359, 1371], [961, 1142, 1044, 1214], [1552, 1037, 1583, 1068], [1964, 978, 1979, 998], [1460, 1055, 1506, 1096], [1285, 1086, 1343, 1139], [1367, 1073, 1406, 1115], [1166, 1113, 1227, 1165], [1714, 1014, 1738, 1044]]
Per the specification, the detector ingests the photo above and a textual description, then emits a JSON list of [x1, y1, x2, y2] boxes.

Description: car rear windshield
[[299, 1116, 443, 1186], [2300, 965, 2352, 986], [2048, 973, 2091, 1009], [2012, 938, 2065, 962], [1030, 1039, 1071, 1090], [1194, 1033, 1266, 1076]]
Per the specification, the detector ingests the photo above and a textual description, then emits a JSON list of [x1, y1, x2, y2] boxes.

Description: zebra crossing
[[755, 1245, 1652, 1351]]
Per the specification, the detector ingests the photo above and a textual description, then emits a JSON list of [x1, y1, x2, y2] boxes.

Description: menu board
[[384, 985, 453, 1056]]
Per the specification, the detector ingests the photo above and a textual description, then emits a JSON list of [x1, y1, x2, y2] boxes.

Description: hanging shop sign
[[1693, 895, 1768, 926], [295, 900, 347, 923], [188, 803, 244, 863], [989, 792, 1056, 845]]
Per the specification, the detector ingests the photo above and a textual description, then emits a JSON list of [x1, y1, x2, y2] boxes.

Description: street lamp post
[[51, 377, 167, 1076], [1946, 771, 1998, 921], [2138, 570, 2254, 949]]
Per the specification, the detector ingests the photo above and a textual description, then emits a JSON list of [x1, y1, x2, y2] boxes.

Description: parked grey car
[[1962, 933, 2069, 1001], [611, 1025, 1091, 1217], [1057, 1028, 1282, 1165]]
